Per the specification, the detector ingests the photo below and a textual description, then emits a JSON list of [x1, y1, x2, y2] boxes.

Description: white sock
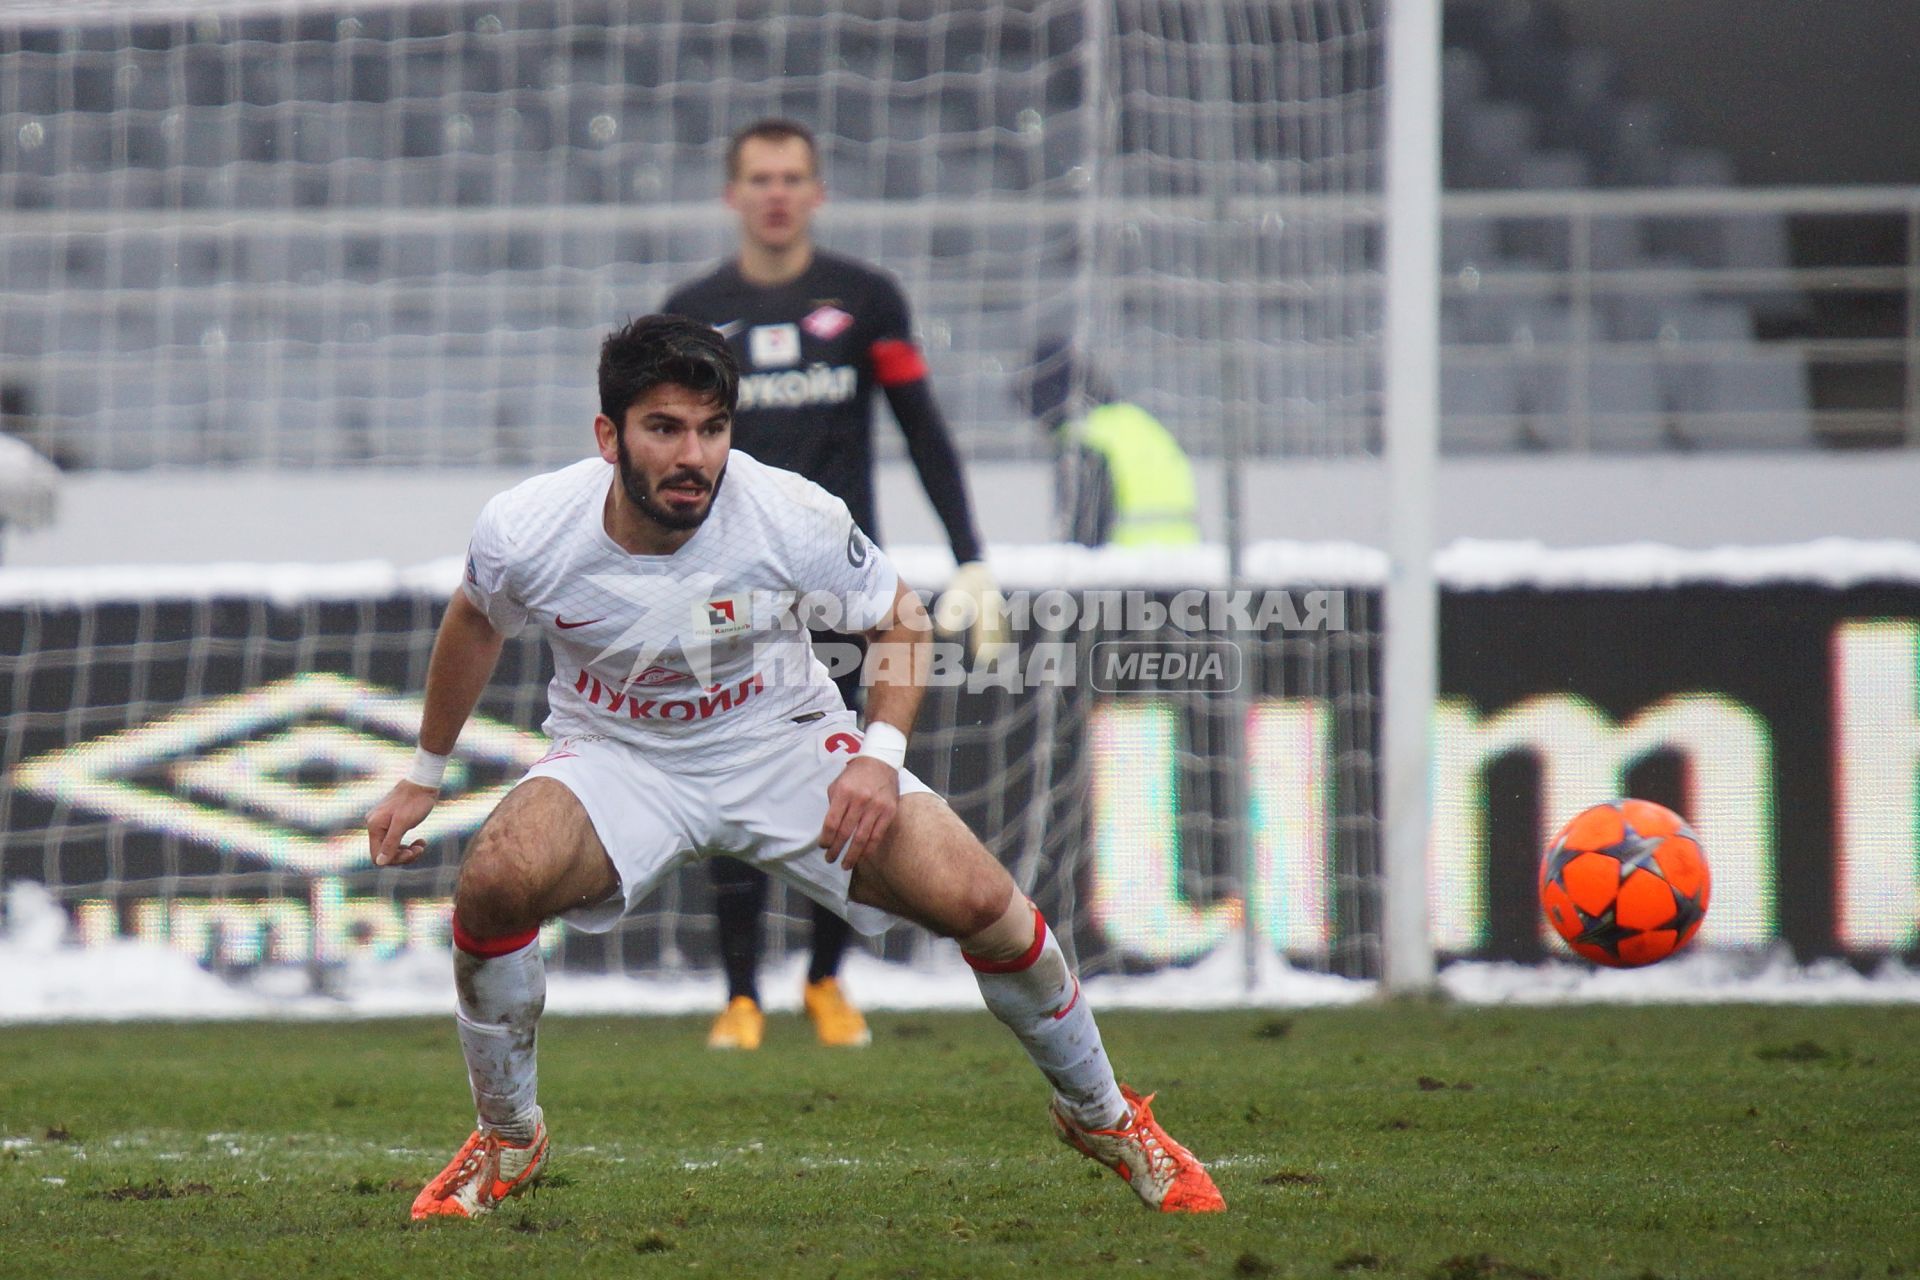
[[970, 919, 1128, 1131], [454, 938, 546, 1144]]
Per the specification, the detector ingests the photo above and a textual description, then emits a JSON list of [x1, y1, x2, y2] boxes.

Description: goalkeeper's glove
[[933, 559, 1012, 662]]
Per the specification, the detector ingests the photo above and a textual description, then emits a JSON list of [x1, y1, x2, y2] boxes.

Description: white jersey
[[462, 450, 899, 770]]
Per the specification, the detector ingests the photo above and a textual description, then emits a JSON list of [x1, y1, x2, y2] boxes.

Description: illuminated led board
[[11, 672, 545, 874]]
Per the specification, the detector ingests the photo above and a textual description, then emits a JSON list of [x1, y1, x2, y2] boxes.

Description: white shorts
[[518, 710, 933, 937]]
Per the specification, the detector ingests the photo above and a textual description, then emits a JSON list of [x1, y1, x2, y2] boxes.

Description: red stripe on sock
[[962, 906, 1047, 973], [452, 918, 539, 958]]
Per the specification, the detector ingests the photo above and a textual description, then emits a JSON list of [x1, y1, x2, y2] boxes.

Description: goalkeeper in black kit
[[662, 117, 1004, 1050]]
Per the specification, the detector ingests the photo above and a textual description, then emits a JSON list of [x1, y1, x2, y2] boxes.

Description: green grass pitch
[[3, 1004, 1918, 1279]]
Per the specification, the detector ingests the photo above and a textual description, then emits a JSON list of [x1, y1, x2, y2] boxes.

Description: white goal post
[[1381, 0, 1441, 993]]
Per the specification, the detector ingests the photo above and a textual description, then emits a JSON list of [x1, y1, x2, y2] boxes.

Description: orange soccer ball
[[1539, 800, 1711, 968]]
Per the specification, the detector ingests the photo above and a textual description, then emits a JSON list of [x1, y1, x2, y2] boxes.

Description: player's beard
[[616, 433, 726, 532]]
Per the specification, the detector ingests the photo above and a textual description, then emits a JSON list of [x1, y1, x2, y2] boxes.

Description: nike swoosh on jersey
[[554, 616, 604, 629]]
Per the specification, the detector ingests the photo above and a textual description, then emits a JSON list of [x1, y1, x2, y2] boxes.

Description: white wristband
[[859, 722, 908, 770], [405, 747, 451, 791]]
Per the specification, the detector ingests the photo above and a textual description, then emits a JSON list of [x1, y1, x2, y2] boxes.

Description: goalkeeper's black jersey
[[662, 250, 980, 562]]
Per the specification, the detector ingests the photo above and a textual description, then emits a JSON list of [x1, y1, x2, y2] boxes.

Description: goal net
[[0, 0, 1389, 1000]]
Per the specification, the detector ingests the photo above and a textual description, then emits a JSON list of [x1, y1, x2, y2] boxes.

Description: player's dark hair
[[598, 314, 739, 423], [726, 117, 819, 179]]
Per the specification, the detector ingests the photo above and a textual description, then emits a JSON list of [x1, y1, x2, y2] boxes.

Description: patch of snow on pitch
[[18, 537, 1920, 608], [6, 886, 1920, 1023], [1, 883, 279, 1021], [1081, 936, 1374, 1009], [1441, 946, 1920, 1004], [1436, 537, 1920, 590]]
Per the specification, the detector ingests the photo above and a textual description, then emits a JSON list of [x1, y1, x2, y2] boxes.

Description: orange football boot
[[1051, 1085, 1226, 1213], [803, 977, 871, 1047], [707, 995, 766, 1050], [410, 1111, 549, 1220]]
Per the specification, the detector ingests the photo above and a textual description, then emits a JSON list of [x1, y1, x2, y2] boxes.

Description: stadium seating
[[0, 0, 1819, 467], [1668, 349, 1814, 450], [1439, 361, 1527, 452], [1436, 0, 1808, 454]]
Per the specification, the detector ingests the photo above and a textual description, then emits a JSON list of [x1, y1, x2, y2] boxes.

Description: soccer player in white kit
[[365, 315, 1224, 1219]]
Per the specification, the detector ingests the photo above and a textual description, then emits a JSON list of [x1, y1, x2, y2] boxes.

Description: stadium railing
[[3, 186, 1914, 468]]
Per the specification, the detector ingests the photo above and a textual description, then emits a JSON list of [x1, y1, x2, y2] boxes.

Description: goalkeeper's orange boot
[[707, 995, 765, 1050], [410, 1111, 549, 1221], [803, 977, 872, 1047], [1051, 1085, 1226, 1213]]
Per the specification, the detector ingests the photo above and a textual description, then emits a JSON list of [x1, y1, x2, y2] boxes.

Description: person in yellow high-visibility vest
[[1016, 337, 1200, 547]]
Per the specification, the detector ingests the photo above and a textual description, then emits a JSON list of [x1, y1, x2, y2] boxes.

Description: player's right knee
[[454, 850, 539, 941]]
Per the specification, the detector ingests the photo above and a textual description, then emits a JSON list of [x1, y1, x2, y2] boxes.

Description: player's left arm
[[881, 377, 982, 565], [819, 578, 930, 869], [869, 280, 1008, 658]]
